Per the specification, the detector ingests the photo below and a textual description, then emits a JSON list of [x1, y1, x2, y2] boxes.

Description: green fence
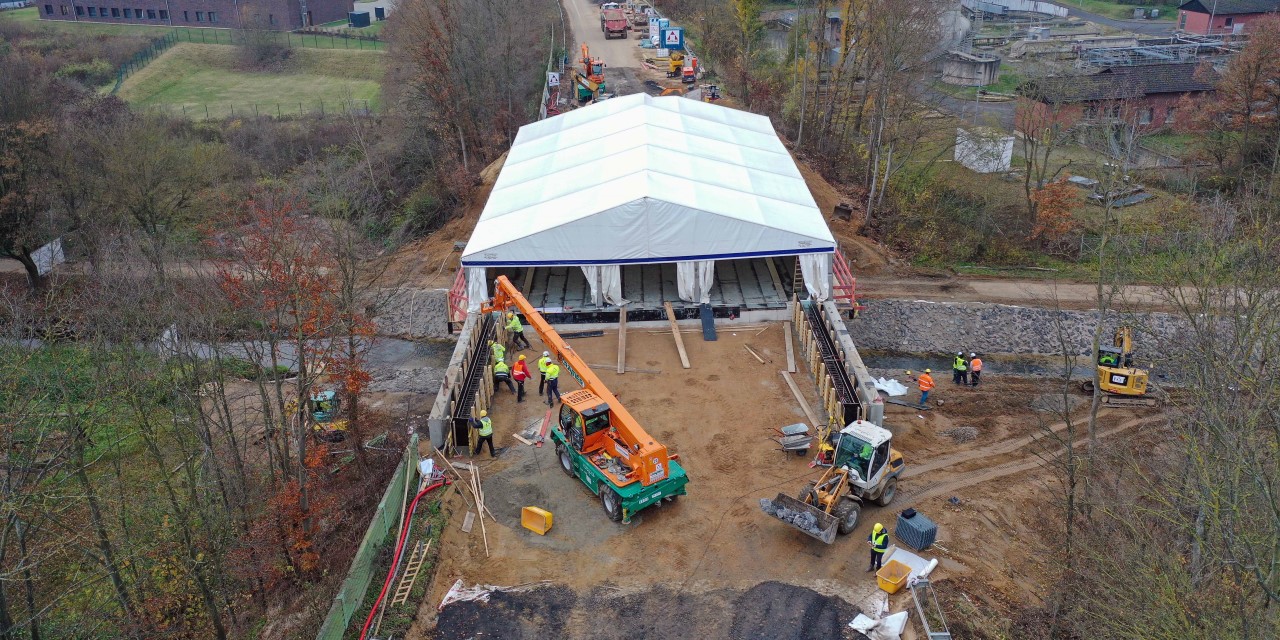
[[141, 100, 375, 121], [110, 27, 386, 93], [315, 435, 419, 640]]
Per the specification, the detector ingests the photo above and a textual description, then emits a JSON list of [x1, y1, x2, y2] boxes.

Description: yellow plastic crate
[[876, 559, 910, 594], [521, 506, 553, 535]]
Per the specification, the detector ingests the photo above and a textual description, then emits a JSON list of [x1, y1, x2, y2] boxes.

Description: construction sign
[[661, 27, 684, 51], [547, 71, 560, 87], [649, 17, 659, 40]]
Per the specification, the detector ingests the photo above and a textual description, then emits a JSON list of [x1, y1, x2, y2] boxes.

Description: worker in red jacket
[[512, 354, 530, 403]]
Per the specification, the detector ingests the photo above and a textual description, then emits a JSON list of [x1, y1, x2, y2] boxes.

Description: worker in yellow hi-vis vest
[[545, 360, 562, 407]]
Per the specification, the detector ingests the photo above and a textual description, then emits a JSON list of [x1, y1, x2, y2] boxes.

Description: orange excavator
[[483, 276, 688, 523], [574, 43, 607, 101]]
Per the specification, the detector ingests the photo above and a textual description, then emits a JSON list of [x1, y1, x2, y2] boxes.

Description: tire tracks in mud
[[895, 412, 1167, 509]]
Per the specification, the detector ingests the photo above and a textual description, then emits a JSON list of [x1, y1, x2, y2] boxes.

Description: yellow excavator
[[1083, 326, 1158, 406]]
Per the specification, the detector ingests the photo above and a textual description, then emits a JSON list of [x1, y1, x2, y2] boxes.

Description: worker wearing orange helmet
[[867, 522, 889, 572], [512, 354, 530, 402], [907, 369, 935, 405]]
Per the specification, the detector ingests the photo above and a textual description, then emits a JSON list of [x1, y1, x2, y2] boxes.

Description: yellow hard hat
[[518, 354, 526, 360], [488, 339, 495, 345], [507, 312, 514, 317], [873, 523, 883, 532], [925, 368, 932, 373], [905, 370, 912, 375], [480, 410, 488, 417]]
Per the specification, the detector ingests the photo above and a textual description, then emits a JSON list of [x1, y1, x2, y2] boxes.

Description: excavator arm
[[482, 275, 672, 487]]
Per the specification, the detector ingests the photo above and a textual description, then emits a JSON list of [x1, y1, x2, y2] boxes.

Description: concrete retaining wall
[[372, 287, 453, 340], [846, 299, 1193, 363]]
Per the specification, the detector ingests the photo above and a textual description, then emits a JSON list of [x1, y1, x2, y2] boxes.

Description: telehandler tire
[[600, 485, 623, 522], [557, 444, 575, 477]]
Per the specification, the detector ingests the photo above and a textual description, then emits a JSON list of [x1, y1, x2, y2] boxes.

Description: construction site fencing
[[110, 28, 385, 94], [315, 434, 419, 640], [1075, 230, 1202, 261], [140, 99, 374, 121]]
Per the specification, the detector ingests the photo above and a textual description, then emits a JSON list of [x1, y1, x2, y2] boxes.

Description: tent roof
[[461, 94, 835, 267]]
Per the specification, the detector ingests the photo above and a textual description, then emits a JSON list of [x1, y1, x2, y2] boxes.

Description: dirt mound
[[792, 155, 892, 276], [433, 582, 865, 640]]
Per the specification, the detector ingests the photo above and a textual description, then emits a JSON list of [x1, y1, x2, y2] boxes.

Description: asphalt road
[[563, 0, 646, 96]]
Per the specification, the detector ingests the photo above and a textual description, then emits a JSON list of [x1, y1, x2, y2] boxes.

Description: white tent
[[461, 94, 835, 309]]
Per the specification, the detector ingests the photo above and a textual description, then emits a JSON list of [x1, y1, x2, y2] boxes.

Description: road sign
[[547, 72, 560, 87], [661, 27, 684, 50], [649, 17, 658, 40]]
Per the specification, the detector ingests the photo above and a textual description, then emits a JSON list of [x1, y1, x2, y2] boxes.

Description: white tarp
[[600, 265, 627, 306], [466, 267, 488, 312], [800, 253, 831, 301], [676, 260, 716, 304], [461, 94, 835, 270], [32, 238, 65, 276], [874, 377, 909, 397]]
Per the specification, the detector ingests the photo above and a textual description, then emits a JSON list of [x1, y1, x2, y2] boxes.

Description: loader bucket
[[760, 493, 840, 544]]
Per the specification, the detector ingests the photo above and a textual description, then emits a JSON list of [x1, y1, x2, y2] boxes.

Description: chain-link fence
[[110, 27, 386, 93], [140, 100, 374, 120], [1076, 231, 1202, 261]]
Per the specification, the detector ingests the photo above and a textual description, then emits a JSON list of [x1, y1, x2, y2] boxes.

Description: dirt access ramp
[[409, 325, 887, 637]]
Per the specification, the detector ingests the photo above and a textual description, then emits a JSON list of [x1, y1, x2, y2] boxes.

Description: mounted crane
[[482, 276, 689, 523]]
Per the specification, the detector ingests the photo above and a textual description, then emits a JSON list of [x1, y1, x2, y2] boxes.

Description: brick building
[[1018, 63, 1218, 133], [37, 0, 351, 30], [1177, 0, 1280, 35]]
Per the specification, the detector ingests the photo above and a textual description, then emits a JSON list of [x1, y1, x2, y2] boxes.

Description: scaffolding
[[1075, 34, 1244, 69]]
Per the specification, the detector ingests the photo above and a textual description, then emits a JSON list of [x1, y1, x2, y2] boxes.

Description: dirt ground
[[404, 323, 1165, 638]]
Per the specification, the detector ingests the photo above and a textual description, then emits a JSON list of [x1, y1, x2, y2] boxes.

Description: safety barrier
[[315, 435, 419, 640]]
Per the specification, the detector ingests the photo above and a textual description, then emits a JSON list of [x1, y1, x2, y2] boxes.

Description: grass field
[[1052, 0, 1178, 21], [0, 7, 386, 49], [116, 43, 385, 118]]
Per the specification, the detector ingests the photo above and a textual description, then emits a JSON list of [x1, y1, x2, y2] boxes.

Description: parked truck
[[601, 8, 629, 39]]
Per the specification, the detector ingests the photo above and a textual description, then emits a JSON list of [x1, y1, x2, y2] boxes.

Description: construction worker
[[490, 339, 506, 366], [952, 351, 968, 385], [907, 369, 935, 405], [505, 312, 532, 349], [512, 354, 530, 402], [471, 410, 496, 457], [537, 350, 552, 396], [493, 359, 516, 394], [969, 352, 983, 387], [867, 522, 889, 572], [545, 359, 562, 407]]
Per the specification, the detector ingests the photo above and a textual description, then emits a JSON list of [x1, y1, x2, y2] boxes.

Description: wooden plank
[[512, 433, 534, 446], [461, 511, 476, 533], [617, 308, 627, 374], [589, 363, 662, 374], [664, 301, 691, 369], [765, 257, 787, 300], [781, 370, 822, 427], [744, 345, 765, 364], [784, 321, 796, 373], [521, 267, 536, 295]]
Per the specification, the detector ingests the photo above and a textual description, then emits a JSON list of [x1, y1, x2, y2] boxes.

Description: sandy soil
[[403, 323, 1165, 637]]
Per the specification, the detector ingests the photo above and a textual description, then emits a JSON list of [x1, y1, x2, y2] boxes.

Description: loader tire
[[797, 482, 818, 506], [876, 478, 898, 506], [600, 485, 623, 522], [557, 444, 574, 477], [835, 499, 861, 535]]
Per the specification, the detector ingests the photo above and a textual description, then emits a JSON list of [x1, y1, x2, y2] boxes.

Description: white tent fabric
[[800, 253, 832, 302], [461, 95, 835, 275], [466, 267, 488, 312], [581, 266, 602, 305], [600, 266, 627, 306], [676, 260, 717, 304]]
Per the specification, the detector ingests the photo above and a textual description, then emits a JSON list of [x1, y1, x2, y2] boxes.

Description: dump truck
[[761, 421, 904, 543], [483, 276, 689, 523], [601, 8, 628, 39]]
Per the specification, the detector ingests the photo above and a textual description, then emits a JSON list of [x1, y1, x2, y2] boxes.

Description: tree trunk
[[8, 251, 46, 291], [15, 522, 38, 640], [72, 434, 136, 626]]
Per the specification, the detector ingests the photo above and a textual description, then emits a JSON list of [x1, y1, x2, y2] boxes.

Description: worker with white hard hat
[[969, 353, 983, 387], [952, 351, 968, 386], [537, 350, 552, 396]]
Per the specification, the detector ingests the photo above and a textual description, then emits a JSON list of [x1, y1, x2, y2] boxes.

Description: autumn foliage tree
[[1030, 178, 1081, 247]]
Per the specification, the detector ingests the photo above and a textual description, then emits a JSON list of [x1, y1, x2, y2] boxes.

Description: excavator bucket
[[760, 493, 839, 544]]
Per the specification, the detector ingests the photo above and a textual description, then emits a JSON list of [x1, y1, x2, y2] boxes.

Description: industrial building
[[37, 0, 351, 30]]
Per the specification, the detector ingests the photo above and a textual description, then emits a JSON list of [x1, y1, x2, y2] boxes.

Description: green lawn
[[0, 7, 385, 49], [116, 43, 385, 118], [1052, 0, 1178, 21]]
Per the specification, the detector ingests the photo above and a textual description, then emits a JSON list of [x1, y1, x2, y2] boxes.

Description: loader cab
[[559, 390, 611, 452], [833, 421, 899, 486], [1097, 345, 1129, 368]]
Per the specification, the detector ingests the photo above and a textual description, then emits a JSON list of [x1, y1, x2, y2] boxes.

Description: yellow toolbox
[[521, 506, 553, 535], [876, 559, 911, 595]]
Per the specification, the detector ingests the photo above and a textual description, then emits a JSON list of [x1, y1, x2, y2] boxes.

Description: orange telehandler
[[483, 276, 688, 523]]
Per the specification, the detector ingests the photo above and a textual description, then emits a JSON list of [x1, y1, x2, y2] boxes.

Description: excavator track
[[1102, 395, 1160, 407]]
